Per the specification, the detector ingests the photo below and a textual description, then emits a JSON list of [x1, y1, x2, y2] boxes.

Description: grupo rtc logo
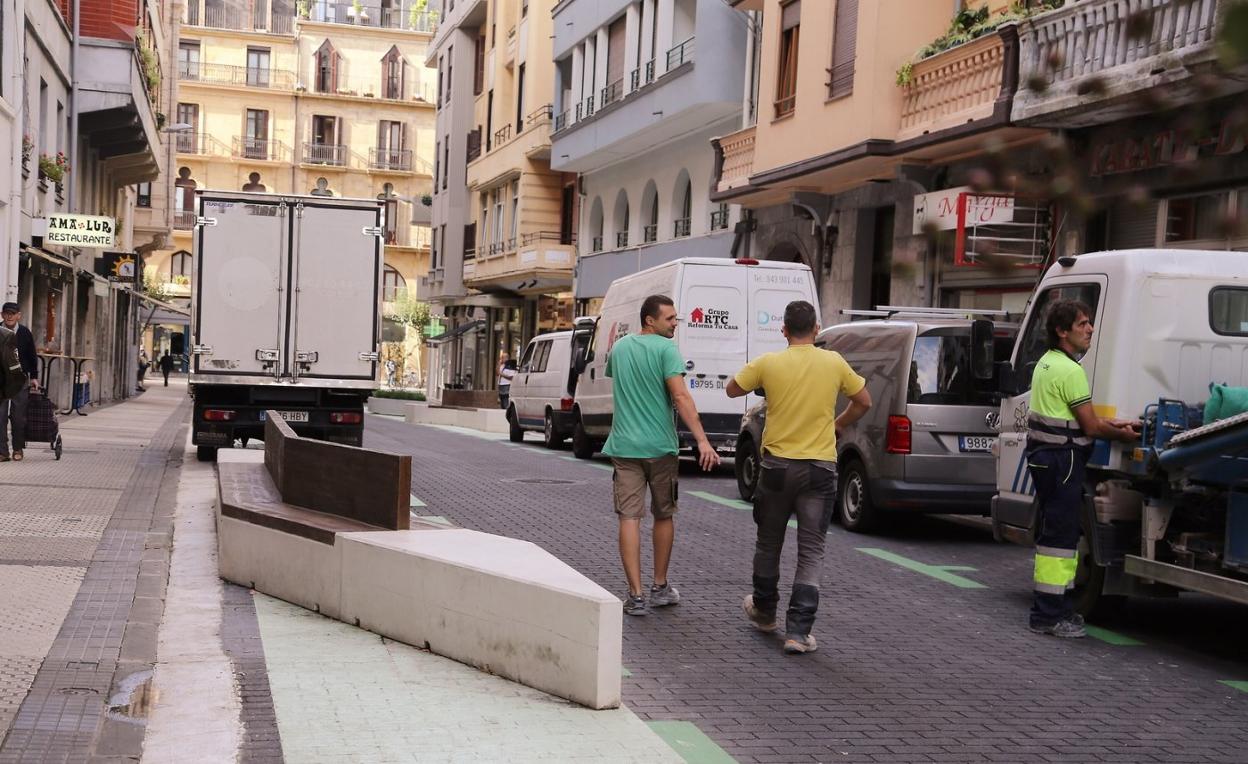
[[688, 307, 738, 330]]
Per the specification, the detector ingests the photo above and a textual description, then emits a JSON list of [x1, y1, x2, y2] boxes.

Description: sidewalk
[[0, 382, 684, 763]]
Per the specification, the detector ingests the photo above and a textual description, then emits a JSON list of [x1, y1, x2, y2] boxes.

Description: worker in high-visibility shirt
[[1025, 299, 1139, 638]]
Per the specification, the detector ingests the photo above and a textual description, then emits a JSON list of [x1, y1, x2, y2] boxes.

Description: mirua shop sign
[[44, 214, 117, 247]]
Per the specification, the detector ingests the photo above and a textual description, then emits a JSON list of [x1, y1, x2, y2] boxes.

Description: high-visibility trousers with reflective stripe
[[1026, 445, 1088, 626]]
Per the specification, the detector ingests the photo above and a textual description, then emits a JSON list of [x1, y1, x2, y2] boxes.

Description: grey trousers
[[0, 386, 29, 454], [752, 455, 838, 637]]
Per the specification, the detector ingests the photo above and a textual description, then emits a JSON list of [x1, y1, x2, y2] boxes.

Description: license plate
[[959, 436, 996, 452], [260, 410, 309, 423]]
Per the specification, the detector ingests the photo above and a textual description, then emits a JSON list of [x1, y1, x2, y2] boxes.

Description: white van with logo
[[507, 319, 595, 447], [569, 257, 819, 459]]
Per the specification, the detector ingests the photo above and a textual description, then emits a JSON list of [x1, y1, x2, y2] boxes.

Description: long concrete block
[[216, 515, 343, 619], [404, 403, 508, 434], [338, 529, 622, 710], [366, 396, 415, 417]]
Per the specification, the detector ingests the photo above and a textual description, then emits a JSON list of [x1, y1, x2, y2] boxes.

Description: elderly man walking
[[1, 303, 38, 462]]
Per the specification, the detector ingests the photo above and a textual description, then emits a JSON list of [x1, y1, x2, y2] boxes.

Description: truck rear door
[[193, 197, 288, 378], [288, 201, 382, 381], [747, 264, 819, 406], [679, 265, 748, 421]]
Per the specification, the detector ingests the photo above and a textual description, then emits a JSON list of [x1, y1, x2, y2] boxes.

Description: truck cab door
[[192, 197, 288, 378], [993, 277, 1108, 540], [288, 202, 382, 381]]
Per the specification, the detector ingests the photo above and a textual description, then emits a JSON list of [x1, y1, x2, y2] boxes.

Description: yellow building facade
[[155, 0, 439, 384]]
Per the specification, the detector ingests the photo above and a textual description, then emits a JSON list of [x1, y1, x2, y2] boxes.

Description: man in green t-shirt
[[604, 294, 719, 616], [1025, 299, 1138, 638]]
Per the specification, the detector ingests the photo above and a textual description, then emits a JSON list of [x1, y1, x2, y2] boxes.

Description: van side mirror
[[971, 319, 994, 381], [996, 362, 1019, 395]]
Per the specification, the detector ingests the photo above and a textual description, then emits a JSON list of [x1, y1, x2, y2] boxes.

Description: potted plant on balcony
[[896, 1, 1062, 86], [421, 194, 432, 206], [38, 152, 69, 192], [134, 29, 161, 95], [296, 0, 310, 18], [21, 135, 33, 178]]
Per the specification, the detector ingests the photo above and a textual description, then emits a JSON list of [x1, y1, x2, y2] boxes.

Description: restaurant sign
[[43, 214, 117, 247]]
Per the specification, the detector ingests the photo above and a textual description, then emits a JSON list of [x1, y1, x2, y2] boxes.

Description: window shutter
[[828, 0, 857, 99], [781, 0, 801, 31]]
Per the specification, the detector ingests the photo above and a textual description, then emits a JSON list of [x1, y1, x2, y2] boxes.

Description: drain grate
[[512, 478, 579, 485]]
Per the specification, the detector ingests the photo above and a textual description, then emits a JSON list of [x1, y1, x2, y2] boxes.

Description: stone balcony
[[897, 31, 1010, 142], [463, 232, 574, 295], [714, 125, 755, 195], [1012, 0, 1228, 127]]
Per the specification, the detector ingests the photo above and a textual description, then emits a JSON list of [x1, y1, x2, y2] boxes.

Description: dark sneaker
[[11, 451, 21, 462], [742, 595, 777, 632], [649, 583, 680, 607], [783, 634, 818, 654], [623, 594, 648, 617], [1029, 618, 1086, 638], [0, 454, 9, 462]]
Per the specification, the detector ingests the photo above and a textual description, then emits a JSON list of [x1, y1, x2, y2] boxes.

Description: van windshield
[[909, 330, 1014, 406]]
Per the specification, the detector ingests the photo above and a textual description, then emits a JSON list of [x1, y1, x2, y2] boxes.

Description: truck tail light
[[885, 415, 912, 454], [330, 412, 362, 424], [560, 396, 574, 412], [203, 409, 236, 422], [735, 258, 759, 265]]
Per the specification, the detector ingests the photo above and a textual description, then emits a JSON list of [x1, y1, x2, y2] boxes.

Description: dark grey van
[[735, 312, 1016, 532]]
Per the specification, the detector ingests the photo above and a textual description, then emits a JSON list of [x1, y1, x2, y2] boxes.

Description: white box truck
[[188, 191, 384, 461], [569, 257, 819, 459]]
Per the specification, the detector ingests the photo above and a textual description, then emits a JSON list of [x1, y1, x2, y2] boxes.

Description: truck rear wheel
[[196, 446, 218, 463]]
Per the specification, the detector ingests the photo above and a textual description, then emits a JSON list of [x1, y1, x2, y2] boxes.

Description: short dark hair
[[1045, 299, 1091, 349], [640, 294, 674, 325], [783, 300, 818, 337]]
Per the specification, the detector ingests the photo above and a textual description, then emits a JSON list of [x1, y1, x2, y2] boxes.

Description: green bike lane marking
[[410, 494, 426, 508], [687, 491, 797, 529], [856, 548, 987, 589], [560, 455, 614, 472], [1219, 680, 1248, 693], [647, 721, 736, 763], [1084, 625, 1144, 646]]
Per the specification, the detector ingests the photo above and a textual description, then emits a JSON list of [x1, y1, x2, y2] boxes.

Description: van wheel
[[838, 459, 879, 533], [572, 416, 595, 459], [196, 446, 218, 463], [543, 411, 564, 449], [507, 407, 524, 443], [735, 435, 760, 502]]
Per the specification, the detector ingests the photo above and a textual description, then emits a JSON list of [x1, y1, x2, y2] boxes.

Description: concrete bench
[[404, 402, 509, 434], [215, 414, 621, 709]]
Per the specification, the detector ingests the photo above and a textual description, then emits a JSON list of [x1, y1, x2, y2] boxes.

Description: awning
[[425, 319, 485, 345], [20, 246, 75, 281], [134, 291, 191, 316]]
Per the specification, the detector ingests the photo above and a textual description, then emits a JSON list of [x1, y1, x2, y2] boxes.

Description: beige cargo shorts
[[610, 455, 679, 520]]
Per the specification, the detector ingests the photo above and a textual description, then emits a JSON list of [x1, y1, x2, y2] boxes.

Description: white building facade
[[550, 0, 748, 311]]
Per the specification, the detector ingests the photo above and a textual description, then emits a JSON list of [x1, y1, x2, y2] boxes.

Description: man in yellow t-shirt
[[726, 300, 872, 654]]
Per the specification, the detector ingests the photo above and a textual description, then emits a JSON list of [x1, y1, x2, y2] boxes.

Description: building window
[[437, 57, 444, 109], [136, 182, 152, 207], [710, 202, 729, 231], [480, 193, 489, 252], [442, 140, 449, 190], [383, 265, 406, 301], [446, 45, 454, 103], [170, 250, 192, 280], [247, 47, 271, 87], [310, 115, 342, 164], [510, 180, 519, 244], [493, 188, 505, 250], [675, 177, 692, 238], [473, 35, 485, 96], [383, 46, 404, 99], [244, 109, 269, 158], [315, 40, 339, 93], [433, 139, 440, 189], [178, 42, 201, 79], [377, 120, 406, 169], [827, 0, 857, 99], [775, 0, 800, 118], [176, 103, 200, 152]]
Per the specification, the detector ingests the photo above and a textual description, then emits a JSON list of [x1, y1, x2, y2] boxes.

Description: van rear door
[[904, 329, 1013, 486], [679, 264, 748, 428]]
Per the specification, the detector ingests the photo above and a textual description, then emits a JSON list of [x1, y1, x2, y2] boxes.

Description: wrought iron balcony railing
[[303, 142, 347, 166], [370, 147, 412, 171]]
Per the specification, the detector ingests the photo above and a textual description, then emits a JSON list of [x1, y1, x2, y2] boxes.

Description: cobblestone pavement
[[365, 416, 1248, 764], [0, 382, 189, 762]]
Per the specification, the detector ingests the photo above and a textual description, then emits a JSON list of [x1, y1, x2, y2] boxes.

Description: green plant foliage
[[897, 2, 1064, 86], [371, 389, 426, 400], [383, 289, 430, 334]]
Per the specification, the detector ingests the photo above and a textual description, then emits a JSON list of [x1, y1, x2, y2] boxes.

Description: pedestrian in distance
[[0, 303, 38, 462], [1024, 299, 1139, 638], [497, 352, 517, 410], [603, 294, 720, 616], [726, 300, 872, 654], [159, 351, 176, 387], [137, 351, 148, 392]]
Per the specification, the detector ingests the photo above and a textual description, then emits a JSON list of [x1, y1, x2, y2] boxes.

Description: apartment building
[[2, 0, 172, 408], [712, 0, 1055, 319], [551, 0, 746, 314], [172, 0, 437, 381], [422, 0, 575, 406]]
